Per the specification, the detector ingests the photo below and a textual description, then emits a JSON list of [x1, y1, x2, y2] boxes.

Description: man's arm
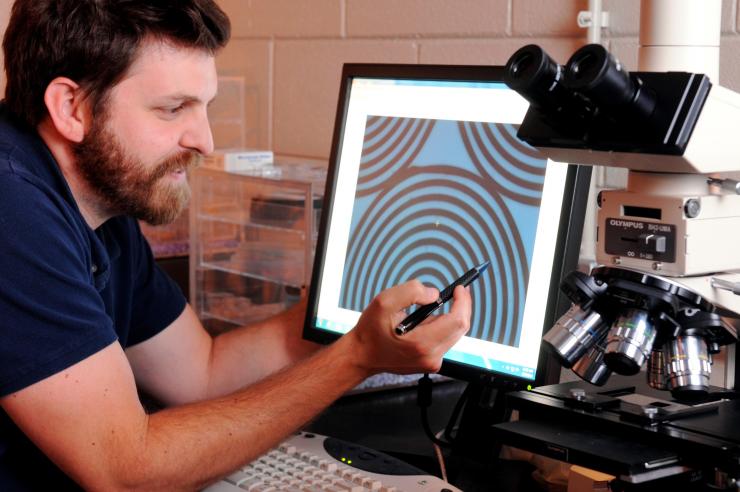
[[125, 299, 318, 405], [1, 281, 471, 491]]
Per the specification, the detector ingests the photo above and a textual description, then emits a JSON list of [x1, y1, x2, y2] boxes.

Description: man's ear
[[43, 77, 89, 143]]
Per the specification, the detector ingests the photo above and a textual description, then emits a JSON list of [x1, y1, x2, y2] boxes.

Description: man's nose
[[181, 110, 215, 156]]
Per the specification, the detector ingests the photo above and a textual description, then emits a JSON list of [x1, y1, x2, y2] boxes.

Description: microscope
[[495, 1, 740, 488], [504, 3, 740, 401]]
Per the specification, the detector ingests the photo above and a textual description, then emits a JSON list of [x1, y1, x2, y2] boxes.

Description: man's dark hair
[[3, 0, 231, 128]]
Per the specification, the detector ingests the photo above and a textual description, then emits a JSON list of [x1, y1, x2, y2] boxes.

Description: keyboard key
[[225, 471, 250, 485], [279, 443, 297, 455], [368, 481, 382, 491], [333, 482, 364, 492], [203, 482, 243, 492], [237, 478, 264, 490], [341, 470, 362, 481], [249, 486, 276, 492], [267, 470, 287, 479], [320, 485, 347, 492]]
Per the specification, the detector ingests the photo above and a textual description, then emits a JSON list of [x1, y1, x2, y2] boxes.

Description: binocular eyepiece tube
[[504, 43, 657, 129]]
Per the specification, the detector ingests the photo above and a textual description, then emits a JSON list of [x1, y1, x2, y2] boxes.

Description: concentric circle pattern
[[340, 116, 547, 347]]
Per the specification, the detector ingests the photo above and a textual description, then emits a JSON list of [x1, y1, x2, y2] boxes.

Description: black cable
[[443, 382, 473, 443], [416, 374, 475, 449], [420, 405, 451, 448], [417, 374, 452, 448]]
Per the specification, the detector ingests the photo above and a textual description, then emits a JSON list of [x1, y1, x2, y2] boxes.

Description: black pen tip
[[476, 261, 490, 274]]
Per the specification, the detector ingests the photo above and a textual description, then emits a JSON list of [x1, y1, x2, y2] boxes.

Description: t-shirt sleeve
[[0, 173, 117, 397], [125, 219, 187, 347]]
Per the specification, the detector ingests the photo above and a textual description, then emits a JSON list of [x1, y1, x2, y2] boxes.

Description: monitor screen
[[305, 64, 589, 385]]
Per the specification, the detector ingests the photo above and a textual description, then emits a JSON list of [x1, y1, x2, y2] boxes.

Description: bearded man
[[0, 1, 471, 490]]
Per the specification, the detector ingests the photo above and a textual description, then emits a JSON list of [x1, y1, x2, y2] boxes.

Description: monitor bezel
[[303, 63, 591, 388]]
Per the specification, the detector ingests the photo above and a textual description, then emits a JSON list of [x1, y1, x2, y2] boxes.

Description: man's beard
[[73, 117, 200, 225]]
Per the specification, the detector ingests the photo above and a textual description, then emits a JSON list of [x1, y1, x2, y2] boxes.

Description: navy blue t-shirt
[[0, 105, 187, 490]]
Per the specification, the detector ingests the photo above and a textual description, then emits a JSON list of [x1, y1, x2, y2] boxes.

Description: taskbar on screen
[[315, 317, 536, 381]]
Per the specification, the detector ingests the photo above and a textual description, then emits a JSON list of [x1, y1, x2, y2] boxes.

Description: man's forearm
[[124, 334, 365, 491], [205, 300, 321, 399]]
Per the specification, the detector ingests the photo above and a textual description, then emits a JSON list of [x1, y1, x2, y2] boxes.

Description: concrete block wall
[[214, 0, 586, 157], [0, 0, 737, 260], [213, 0, 740, 163], [0, 1, 737, 165]]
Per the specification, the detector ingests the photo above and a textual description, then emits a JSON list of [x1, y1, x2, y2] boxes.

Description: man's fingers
[[449, 285, 472, 329], [371, 279, 439, 315], [403, 286, 472, 343]]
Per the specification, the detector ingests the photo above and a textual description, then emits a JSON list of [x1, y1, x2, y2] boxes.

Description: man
[[0, 1, 472, 490]]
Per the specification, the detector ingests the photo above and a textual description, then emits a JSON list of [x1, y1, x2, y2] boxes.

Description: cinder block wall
[[0, 1, 737, 162], [214, 0, 740, 161], [0, 0, 738, 261]]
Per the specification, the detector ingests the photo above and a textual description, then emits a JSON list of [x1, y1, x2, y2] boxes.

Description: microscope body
[[502, 5, 740, 400], [495, 1, 740, 488]]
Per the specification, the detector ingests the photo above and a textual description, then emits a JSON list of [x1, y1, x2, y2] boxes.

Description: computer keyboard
[[202, 431, 460, 492]]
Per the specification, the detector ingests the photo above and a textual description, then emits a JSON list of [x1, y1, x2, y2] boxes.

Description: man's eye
[[158, 105, 185, 116]]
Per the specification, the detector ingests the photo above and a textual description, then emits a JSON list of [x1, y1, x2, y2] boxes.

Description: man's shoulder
[[0, 161, 68, 216], [0, 135, 31, 175], [0, 158, 90, 259], [0, 111, 79, 223], [0, 105, 55, 178]]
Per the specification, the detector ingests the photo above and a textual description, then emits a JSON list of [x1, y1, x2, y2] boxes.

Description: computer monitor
[[304, 64, 590, 388]]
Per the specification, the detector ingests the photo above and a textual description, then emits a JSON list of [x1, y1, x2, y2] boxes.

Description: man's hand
[[345, 279, 472, 376]]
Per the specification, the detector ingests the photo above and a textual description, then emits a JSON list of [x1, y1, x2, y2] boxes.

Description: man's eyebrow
[[157, 94, 217, 106]]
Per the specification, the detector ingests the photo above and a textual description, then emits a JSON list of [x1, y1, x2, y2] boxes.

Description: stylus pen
[[394, 261, 490, 336]]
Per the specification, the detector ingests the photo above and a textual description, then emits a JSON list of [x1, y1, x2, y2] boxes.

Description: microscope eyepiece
[[503, 44, 593, 123], [564, 44, 657, 124], [565, 45, 632, 104], [504, 45, 565, 109]]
